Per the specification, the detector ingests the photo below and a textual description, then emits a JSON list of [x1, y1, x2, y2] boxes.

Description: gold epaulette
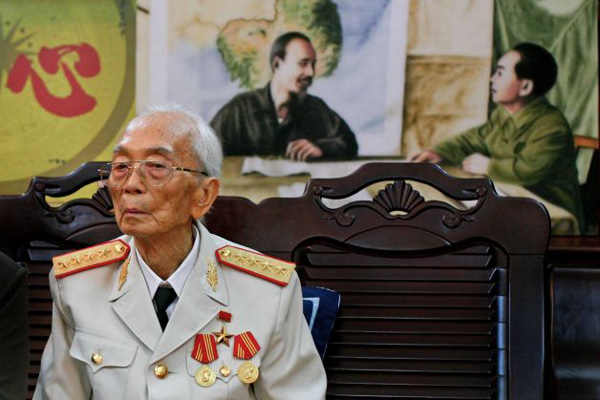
[[53, 239, 130, 279], [216, 245, 295, 286]]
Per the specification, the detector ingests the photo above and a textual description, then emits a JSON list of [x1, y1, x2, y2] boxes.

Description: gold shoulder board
[[53, 239, 130, 279], [216, 245, 295, 286]]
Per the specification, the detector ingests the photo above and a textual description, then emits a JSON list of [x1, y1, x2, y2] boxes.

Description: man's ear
[[191, 177, 220, 220], [520, 79, 534, 98], [272, 57, 281, 70]]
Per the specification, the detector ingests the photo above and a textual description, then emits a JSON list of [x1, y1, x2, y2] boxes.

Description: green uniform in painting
[[433, 97, 583, 228]]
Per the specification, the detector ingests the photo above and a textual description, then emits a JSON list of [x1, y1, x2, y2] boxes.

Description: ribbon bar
[[218, 310, 232, 322]]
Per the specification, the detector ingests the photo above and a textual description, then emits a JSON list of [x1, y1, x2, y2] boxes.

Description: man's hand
[[462, 153, 490, 175], [407, 150, 443, 163], [286, 139, 323, 161]]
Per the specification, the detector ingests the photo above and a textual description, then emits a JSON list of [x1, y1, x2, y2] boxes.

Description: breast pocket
[[186, 345, 261, 400], [70, 330, 138, 400]]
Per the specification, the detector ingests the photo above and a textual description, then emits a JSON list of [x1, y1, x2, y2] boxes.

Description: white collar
[[135, 225, 200, 299]]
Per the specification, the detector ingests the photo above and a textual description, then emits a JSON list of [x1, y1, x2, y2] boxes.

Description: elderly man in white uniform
[[33, 105, 326, 399]]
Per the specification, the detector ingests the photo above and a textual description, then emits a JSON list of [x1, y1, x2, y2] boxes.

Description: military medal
[[192, 333, 218, 364], [213, 324, 233, 346], [233, 331, 261, 360], [195, 365, 216, 387], [237, 361, 259, 384], [219, 363, 231, 377]]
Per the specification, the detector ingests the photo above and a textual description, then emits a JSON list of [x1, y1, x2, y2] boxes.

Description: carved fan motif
[[92, 186, 114, 214], [373, 180, 424, 214]]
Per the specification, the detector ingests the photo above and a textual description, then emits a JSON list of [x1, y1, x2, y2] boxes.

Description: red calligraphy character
[[6, 43, 101, 117]]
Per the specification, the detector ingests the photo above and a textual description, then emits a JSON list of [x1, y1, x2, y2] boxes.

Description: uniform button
[[154, 363, 169, 379], [91, 353, 103, 365]]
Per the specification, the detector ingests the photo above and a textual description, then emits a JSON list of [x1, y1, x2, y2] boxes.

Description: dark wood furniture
[[1, 162, 551, 399], [546, 238, 600, 400], [0, 163, 120, 399]]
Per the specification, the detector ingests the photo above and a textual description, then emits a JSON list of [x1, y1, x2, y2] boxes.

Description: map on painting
[[167, 0, 409, 156], [216, 0, 343, 90]]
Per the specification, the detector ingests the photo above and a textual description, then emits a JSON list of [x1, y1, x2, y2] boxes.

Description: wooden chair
[[573, 134, 599, 234], [0, 162, 120, 398], [548, 267, 600, 399], [0, 161, 550, 399]]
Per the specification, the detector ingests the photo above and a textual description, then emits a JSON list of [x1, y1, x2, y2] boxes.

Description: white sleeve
[[33, 272, 91, 400], [253, 272, 327, 400]]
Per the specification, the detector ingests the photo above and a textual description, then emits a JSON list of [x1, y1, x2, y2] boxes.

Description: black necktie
[[154, 287, 177, 331]]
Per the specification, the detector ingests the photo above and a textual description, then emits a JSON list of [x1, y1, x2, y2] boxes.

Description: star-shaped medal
[[212, 325, 233, 346]]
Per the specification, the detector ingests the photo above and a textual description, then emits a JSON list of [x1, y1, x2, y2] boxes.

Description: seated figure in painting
[[210, 32, 358, 161], [409, 42, 583, 228]]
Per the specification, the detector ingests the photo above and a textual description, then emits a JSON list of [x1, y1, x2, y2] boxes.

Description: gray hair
[[128, 103, 223, 178]]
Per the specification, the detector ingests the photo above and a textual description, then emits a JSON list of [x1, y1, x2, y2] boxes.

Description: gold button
[[154, 364, 168, 379], [91, 353, 103, 365]]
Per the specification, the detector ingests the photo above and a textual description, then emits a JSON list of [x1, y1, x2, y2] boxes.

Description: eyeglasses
[[98, 160, 208, 188]]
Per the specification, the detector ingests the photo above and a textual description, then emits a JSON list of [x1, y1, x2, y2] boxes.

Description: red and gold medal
[[233, 331, 261, 360], [192, 333, 218, 364]]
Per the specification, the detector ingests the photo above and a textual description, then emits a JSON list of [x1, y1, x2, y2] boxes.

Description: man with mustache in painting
[[211, 31, 358, 161]]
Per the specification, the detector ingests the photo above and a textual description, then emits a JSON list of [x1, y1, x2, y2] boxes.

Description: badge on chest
[[190, 310, 261, 388]]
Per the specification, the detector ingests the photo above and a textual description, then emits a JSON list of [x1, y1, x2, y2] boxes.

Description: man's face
[[109, 114, 205, 238], [273, 38, 317, 95], [490, 50, 525, 105]]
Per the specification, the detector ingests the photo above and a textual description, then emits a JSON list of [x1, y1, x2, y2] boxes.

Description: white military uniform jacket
[[33, 224, 326, 399]]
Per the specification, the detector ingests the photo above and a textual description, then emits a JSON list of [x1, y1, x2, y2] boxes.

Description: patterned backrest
[[0, 161, 550, 399]]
